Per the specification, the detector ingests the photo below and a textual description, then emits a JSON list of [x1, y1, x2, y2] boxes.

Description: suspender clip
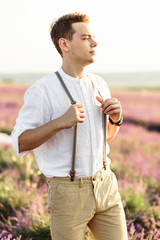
[[70, 170, 76, 182], [71, 100, 76, 105]]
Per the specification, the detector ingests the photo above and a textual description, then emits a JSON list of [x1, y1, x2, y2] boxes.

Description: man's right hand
[[19, 104, 85, 153], [59, 104, 85, 129]]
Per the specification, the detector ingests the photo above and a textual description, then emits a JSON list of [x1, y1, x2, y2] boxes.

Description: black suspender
[[55, 71, 107, 181]]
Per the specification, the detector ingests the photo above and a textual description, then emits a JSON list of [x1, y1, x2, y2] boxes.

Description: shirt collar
[[58, 67, 87, 83]]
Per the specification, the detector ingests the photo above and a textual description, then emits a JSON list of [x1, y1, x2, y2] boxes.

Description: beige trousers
[[48, 167, 128, 240]]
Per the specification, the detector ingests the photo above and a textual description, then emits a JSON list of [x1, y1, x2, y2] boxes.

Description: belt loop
[[80, 178, 83, 188], [100, 171, 103, 181]]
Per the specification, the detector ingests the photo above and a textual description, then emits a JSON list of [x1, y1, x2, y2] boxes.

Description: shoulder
[[24, 72, 58, 97], [30, 72, 57, 89]]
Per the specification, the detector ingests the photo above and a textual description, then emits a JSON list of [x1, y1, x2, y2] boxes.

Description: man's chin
[[80, 56, 96, 67], [85, 57, 96, 65]]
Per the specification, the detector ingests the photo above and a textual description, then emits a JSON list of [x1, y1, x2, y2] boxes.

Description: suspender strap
[[55, 71, 76, 105], [70, 125, 77, 181], [102, 113, 107, 170], [55, 71, 77, 181], [98, 91, 107, 170], [55, 71, 107, 181]]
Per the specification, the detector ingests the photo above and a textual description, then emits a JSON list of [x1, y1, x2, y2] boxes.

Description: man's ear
[[58, 38, 70, 54]]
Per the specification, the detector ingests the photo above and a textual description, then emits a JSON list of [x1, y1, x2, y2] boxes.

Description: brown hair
[[50, 12, 90, 56]]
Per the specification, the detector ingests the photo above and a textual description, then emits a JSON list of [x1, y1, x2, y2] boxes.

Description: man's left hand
[[96, 96, 122, 123]]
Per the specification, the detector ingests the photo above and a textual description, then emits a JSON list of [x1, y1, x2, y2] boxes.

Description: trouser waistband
[[49, 166, 111, 186]]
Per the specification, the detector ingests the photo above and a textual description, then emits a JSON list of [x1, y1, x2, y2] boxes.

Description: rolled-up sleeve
[[11, 85, 46, 157]]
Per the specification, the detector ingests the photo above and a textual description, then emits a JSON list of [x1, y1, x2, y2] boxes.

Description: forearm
[[19, 117, 63, 153], [19, 103, 85, 153], [107, 122, 120, 142]]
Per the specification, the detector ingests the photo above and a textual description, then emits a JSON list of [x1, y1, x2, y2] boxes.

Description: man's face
[[67, 22, 97, 66]]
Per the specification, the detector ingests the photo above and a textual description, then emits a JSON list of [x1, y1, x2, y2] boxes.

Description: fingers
[[74, 104, 84, 112], [96, 96, 103, 104], [73, 104, 85, 113], [105, 107, 121, 116], [97, 98, 122, 116], [78, 113, 85, 123], [102, 98, 118, 108], [103, 102, 120, 115], [72, 104, 85, 123], [75, 104, 84, 108]]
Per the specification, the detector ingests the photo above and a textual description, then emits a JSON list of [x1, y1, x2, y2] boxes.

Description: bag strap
[[55, 71, 77, 181]]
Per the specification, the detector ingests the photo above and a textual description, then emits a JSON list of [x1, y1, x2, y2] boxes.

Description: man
[[12, 12, 128, 240]]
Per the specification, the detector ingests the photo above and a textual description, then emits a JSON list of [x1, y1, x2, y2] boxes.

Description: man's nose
[[91, 39, 97, 48]]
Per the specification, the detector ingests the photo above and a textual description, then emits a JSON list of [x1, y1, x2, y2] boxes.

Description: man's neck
[[62, 62, 85, 79]]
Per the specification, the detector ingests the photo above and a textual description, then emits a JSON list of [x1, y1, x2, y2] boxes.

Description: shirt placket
[[79, 80, 97, 172]]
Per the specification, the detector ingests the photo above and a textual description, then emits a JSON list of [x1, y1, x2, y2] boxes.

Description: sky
[[0, 0, 160, 73]]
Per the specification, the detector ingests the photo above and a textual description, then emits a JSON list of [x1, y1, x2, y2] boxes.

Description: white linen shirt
[[12, 68, 111, 178]]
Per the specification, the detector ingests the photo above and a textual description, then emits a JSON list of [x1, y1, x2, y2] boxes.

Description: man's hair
[[50, 12, 90, 56]]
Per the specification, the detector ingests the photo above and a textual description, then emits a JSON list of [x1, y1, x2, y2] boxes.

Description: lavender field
[[0, 83, 160, 239]]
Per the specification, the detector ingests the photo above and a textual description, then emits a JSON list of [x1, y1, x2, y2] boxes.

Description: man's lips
[[89, 50, 96, 54]]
